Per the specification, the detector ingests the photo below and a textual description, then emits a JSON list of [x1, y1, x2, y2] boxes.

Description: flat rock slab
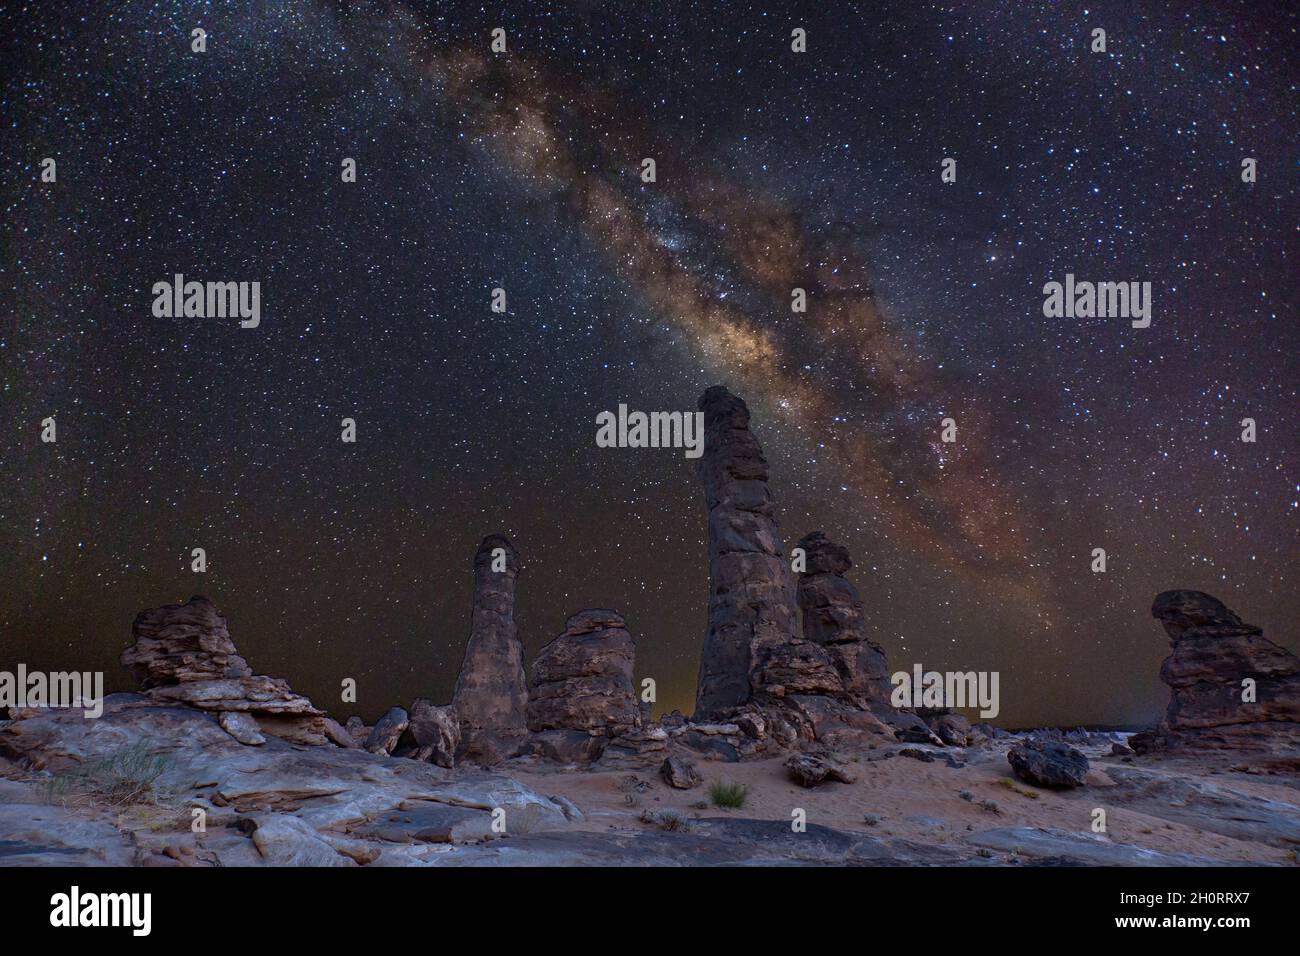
[[1102, 766, 1300, 849], [250, 815, 355, 867], [0, 696, 574, 866], [0, 803, 137, 866], [967, 826, 1228, 866], [430, 818, 965, 867], [347, 804, 496, 845]]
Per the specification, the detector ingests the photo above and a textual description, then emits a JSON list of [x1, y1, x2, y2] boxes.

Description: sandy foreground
[[509, 741, 1299, 865]]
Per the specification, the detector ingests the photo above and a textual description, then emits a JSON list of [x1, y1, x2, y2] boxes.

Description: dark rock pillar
[[452, 535, 529, 764], [694, 386, 797, 717]]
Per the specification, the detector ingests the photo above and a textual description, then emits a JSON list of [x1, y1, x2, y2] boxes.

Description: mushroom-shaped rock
[[1135, 590, 1300, 753]]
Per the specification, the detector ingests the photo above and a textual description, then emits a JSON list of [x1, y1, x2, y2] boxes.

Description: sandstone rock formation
[[119, 596, 331, 746], [219, 711, 265, 746], [123, 596, 253, 687], [687, 389, 924, 752], [788, 531, 942, 744], [344, 716, 369, 745], [394, 698, 459, 768], [927, 711, 973, 747], [794, 531, 891, 703], [694, 386, 798, 716], [1131, 590, 1300, 754], [691, 390, 935, 754], [597, 726, 669, 767], [527, 609, 638, 737], [785, 751, 857, 788], [363, 706, 409, 755], [452, 535, 529, 765], [660, 755, 701, 789], [0, 693, 573, 866], [1007, 739, 1089, 788], [531, 729, 611, 765]]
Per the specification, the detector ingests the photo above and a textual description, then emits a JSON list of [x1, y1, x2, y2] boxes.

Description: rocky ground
[[2, 694, 1296, 867]]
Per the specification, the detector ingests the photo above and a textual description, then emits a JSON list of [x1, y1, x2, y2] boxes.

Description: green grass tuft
[[707, 780, 748, 809], [641, 808, 692, 832], [45, 742, 174, 808]]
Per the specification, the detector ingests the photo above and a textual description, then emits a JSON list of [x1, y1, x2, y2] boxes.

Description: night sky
[[2, 1, 1295, 728]]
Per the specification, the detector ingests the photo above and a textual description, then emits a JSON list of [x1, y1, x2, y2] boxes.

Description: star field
[[1, 0, 1295, 727]]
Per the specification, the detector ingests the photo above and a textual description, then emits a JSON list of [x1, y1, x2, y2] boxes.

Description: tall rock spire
[[452, 534, 529, 764], [694, 386, 797, 716]]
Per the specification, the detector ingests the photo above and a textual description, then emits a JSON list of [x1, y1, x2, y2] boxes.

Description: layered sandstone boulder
[[694, 386, 798, 716], [528, 609, 638, 736], [785, 751, 857, 788], [123, 596, 253, 687], [659, 755, 701, 789], [1132, 590, 1300, 753], [928, 711, 974, 747], [596, 726, 670, 767], [451, 535, 530, 765], [119, 596, 331, 746]]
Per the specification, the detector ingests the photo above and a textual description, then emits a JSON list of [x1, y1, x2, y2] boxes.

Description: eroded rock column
[[1134, 590, 1300, 753], [452, 535, 529, 764], [794, 531, 891, 704], [694, 386, 797, 717]]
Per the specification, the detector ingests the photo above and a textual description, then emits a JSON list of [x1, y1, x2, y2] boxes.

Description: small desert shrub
[[46, 742, 174, 808], [708, 780, 748, 809], [862, 812, 880, 826], [997, 778, 1040, 799], [958, 789, 974, 802], [641, 808, 691, 832]]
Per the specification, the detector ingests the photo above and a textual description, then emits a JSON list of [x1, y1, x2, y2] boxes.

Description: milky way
[[417, 38, 1040, 595], [1, 1, 1295, 726]]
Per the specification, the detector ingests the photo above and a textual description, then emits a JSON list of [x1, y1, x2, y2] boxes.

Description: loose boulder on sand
[[1007, 739, 1089, 788]]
